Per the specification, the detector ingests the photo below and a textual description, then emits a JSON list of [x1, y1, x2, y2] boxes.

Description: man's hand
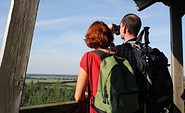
[[108, 24, 113, 31]]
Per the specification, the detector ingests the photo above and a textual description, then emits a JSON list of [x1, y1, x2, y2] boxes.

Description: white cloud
[[36, 16, 121, 29]]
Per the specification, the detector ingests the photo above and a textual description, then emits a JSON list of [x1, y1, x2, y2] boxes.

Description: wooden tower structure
[[0, 0, 184, 113], [0, 0, 39, 113]]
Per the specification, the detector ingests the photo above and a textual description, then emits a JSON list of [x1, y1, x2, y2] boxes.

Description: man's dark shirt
[[115, 43, 137, 70]]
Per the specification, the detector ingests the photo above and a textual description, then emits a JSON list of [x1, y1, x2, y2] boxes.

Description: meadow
[[25, 74, 77, 86], [21, 74, 77, 107]]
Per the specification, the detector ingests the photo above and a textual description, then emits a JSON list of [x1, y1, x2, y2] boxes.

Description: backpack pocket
[[111, 92, 139, 113]]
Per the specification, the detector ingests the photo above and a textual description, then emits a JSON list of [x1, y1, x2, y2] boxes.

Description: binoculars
[[112, 24, 120, 35]]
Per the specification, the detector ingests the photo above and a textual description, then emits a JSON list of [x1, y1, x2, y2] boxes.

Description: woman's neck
[[96, 48, 109, 53]]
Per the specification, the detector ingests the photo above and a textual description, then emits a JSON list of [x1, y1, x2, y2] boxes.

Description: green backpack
[[93, 50, 139, 113]]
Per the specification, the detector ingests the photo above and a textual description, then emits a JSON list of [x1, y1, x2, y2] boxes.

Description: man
[[109, 13, 142, 73], [110, 13, 173, 113], [109, 13, 141, 43], [109, 13, 145, 113]]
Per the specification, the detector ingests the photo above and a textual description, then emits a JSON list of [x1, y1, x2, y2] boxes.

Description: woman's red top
[[80, 51, 101, 113]]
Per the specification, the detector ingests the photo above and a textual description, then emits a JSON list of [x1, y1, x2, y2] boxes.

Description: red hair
[[84, 21, 113, 49]]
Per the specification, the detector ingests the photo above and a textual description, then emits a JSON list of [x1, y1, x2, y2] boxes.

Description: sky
[[0, 0, 184, 75]]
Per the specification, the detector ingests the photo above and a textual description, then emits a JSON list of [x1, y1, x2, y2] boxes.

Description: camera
[[112, 24, 120, 35]]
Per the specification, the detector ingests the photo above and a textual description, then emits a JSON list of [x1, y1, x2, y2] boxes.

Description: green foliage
[[21, 80, 75, 107]]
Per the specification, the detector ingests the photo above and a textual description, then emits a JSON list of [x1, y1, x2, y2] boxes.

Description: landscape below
[[21, 74, 77, 107]]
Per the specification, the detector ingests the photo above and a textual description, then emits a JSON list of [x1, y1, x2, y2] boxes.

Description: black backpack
[[132, 27, 173, 113]]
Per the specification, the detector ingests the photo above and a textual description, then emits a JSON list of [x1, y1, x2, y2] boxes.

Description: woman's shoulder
[[83, 51, 98, 56], [81, 51, 99, 59], [80, 51, 100, 67]]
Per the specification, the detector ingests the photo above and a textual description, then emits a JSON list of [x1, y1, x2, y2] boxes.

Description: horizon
[[26, 73, 77, 76]]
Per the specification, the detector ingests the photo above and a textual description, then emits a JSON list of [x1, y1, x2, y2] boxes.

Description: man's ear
[[123, 25, 127, 34]]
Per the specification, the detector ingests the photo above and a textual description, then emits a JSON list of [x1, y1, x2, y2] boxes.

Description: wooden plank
[[0, 0, 39, 113], [20, 101, 88, 113], [170, 4, 184, 113]]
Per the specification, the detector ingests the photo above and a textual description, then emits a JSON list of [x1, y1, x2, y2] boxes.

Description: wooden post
[[0, 0, 39, 113], [170, 3, 184, 113]]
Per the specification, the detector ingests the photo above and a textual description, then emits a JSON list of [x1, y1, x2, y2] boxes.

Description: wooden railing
[[19, 101, 88, 113]]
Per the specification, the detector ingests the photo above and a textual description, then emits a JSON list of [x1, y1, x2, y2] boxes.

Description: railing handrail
[[20, 101, 88, 113]]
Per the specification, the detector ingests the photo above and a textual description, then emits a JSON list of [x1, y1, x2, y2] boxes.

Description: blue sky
[[0, 0, 184, 75]]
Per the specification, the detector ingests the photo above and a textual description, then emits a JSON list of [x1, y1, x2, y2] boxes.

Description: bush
[[21, 80, 75, 107]]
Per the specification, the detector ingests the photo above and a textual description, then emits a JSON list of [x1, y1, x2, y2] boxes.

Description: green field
[[25, 74, 77, 86], [21, 74, 77, 107]]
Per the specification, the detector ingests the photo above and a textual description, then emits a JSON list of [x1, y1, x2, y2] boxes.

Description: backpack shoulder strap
[[89, 50, 115, 110], [92, 50, 110, 61]]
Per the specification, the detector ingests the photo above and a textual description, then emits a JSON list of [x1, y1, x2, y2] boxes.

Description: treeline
[[21, 80, 75, 107]]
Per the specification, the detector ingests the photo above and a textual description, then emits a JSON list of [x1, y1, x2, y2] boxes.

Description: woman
[[74, 21, 114, 113]]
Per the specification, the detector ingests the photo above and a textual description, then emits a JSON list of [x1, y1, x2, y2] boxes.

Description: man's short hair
[[121, 13, 142, 36]]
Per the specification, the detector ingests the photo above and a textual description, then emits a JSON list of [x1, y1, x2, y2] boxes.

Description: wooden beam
[[20, 101, 88, 113], [170, 4, 184, 113], [0, 0, 39, 113]]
